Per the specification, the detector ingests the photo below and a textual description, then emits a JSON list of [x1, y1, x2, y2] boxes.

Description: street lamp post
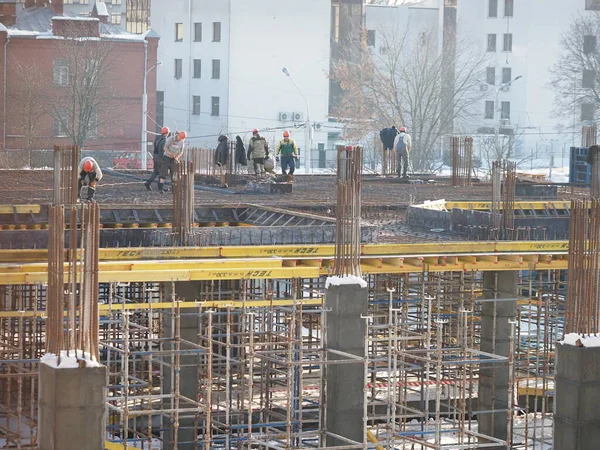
[[282, 67, 312, 174], [142, 61, 162, 170], [488, 75, 522, 157]]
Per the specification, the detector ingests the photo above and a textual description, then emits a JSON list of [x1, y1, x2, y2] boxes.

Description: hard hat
[[178, 131, 187, 140], [83, 160, 93, 173], [252, 128, 259, 133], [400, 126, 407, 132], [161, 126, 170, 135], [283, 130, 290, 138]]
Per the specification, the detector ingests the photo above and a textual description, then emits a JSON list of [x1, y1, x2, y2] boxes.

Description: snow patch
[[560, 333, 600, 347], [325, 275, 367, 289], [41, 350, 100, 368]]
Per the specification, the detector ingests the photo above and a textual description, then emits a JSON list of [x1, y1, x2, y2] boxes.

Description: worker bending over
[[78, 156, 103, 201]]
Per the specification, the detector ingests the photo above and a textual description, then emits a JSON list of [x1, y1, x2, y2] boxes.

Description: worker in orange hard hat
[[145, 126, 171, 191], [158, 130, 187, 193], [78, 156, 103, 201], [275, 130, 299, 179]]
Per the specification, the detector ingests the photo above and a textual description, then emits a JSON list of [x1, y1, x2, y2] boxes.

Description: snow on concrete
[[560, 332, 600, 347], [41, 350, 100, 368], [325, 275, 368, 289]]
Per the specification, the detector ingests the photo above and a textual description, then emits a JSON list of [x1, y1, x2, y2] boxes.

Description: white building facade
[[151, 0, 331, 168]]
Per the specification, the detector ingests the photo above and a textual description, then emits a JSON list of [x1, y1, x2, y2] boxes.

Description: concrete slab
[[246, 181, 293, 194]]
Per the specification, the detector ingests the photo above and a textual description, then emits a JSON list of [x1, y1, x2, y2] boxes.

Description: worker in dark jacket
[[215, 135, 229, 166], [144, 127, 170, 191], [380, 126, 398, 175]]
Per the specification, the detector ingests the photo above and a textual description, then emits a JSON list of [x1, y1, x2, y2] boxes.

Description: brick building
[[0, 0, 159, 162]]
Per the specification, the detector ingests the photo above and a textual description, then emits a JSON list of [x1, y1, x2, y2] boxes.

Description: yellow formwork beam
[[445, 201, 570, 211], [0, 205, 41, 214]]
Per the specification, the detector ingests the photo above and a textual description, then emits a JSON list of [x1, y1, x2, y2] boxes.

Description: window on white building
[[487, 34, 497, 52], [174, 59, 182, 79], [583, 69, 596, 89], [211, 97, 220, 116], [504, 0, 514, 17], [502, 67, 512, 84], [54, 111, 68, 137], [111, 13, 121, 25], [194, 23, 202, 42], [586, 0, 600, 11], [367, 30, 375, 47], [192, 96, 201, 115], [193, 59, 201, 79], [582, 103, 595, 121], [212, 59, 220, 79], [175, 23, 183, 42], [584, 35, 597, 54], [503, 33, 513, 52], [53, 59, 69, 86], [501, 101, 510, 120], [213, 22, 221, 42], [486, 67, 496, 85], [485, 101, 494, 119], [488, 0, 498, 17]]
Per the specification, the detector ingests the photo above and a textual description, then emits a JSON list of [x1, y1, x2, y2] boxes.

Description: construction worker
[[393, 126, 412, 178], [275, 130, 299, 177], [158, 130, 186, 193], [78, 156, 103, 201], [144, 127, 170, 191], [247, 129, 269, 177], [379, 125, 398, 175]]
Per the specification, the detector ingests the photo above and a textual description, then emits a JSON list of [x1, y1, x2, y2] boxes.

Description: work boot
[[87, 187, 96, 202], [144, 182, 152, 191], [158, 182, 165, 193]]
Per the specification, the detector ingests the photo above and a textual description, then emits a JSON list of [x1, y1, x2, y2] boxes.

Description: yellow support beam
[[444, 201, 570, 211], [0, 205, 41, 214], [366, 430, 386, 450]]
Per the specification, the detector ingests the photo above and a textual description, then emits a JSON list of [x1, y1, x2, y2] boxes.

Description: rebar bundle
[[566, 199, 600, 335], [173, 159, 195, 246], [491, 160, 517, 240], [451, 136, 473, 187]]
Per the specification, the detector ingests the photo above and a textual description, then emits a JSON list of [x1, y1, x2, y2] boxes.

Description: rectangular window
[[586, 0, 600, 10], [211, 96, 220, 116], [54, 111, 68, 137], [584, 35, 597, 55], [367, 29, 375, 47], [487, 34, 497, 52], [504, 0, 514, 17], [111, 13, 121, 25], [488, 0, 498, 17], [502, 67, 512, 84], [193, 59, 201, 79], [175, 23, 183, 42], [503, 33, 513, 52], [212, 59, 220, 79], [486, 67, 496, 85], [174, 59, 182, 79], [583, 69, 596, 89], [213, 22, 221, 42], [192, 96, 201, 115], [501, 101, 510, 120], [156, 91, 164, 134], [194, 22, 202, 42], [53, 58, 68, 86], [485, 101, 494, 119], [582, 103, 595, 121]]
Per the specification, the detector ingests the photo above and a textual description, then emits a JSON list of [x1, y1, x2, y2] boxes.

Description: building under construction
[[0, 144, 597, 450]]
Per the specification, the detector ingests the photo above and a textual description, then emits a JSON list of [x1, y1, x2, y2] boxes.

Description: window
[[503, 33, 513, 51], [53, 58, 68, 86], [111, 13, 121, 25], [586, 0, 600, 10], [487, 34, 497, 52], [54, 111, 68, 137], [485, 101, 494, 119], [367, 29, 375, 47], [583, 69, 596, 89], [212, 59, 220, 79], [175, 23, 183, 42], [156, 91, 164, 134], [504, 0, 514, 17], [194, 22, 202, 42], [174, 59, 182, 79], [486, 67, 496, 85], [584, 35, 597, 55], [107, 0, 122, 4], [488, 0, 498, 17], [192, 96, 201, 115], [502, 67, 512, 84], [211, 96, 220, 116], [193, 59, 201, 79], [213, 22, 221, 42], [501, 101, 510, 120], [582, 103, 595, 121]]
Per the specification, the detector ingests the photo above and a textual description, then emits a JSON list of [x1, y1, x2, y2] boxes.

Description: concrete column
[[163, 282, 201, 450], [478, 271, 517, 447], [554, 343, 600, 450], [324, 282, 368, 447], [38, 363, 107, 450]]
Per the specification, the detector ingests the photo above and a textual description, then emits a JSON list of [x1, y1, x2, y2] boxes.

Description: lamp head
[[282, 67, 290, 77]]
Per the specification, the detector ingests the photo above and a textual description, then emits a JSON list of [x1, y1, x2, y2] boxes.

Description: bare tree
[[330, 26, 487, 172], [549, 13, 600, 127]]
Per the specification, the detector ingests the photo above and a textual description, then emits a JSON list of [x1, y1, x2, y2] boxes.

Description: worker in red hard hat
[[78, 156, 103, 201], [144, 126, 171, 191], [247, 128, 269, 177], [275, 130, 299, 179], [158, 130, 187, 193]]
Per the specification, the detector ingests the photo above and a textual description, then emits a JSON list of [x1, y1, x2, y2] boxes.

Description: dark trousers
[[252, 157, 265, 175], [281, 155, 296, 175], [396, 149, 409, 176], [78, 171, 98, 199], [160, 156, 176, 181], [146, 154, 162, 185]]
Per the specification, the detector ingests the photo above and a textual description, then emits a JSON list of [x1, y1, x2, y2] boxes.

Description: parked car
[[112, 152, 153, 170]]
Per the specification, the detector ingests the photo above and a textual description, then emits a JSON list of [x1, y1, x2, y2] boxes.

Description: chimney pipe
[[51, 0, 64, 15]]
